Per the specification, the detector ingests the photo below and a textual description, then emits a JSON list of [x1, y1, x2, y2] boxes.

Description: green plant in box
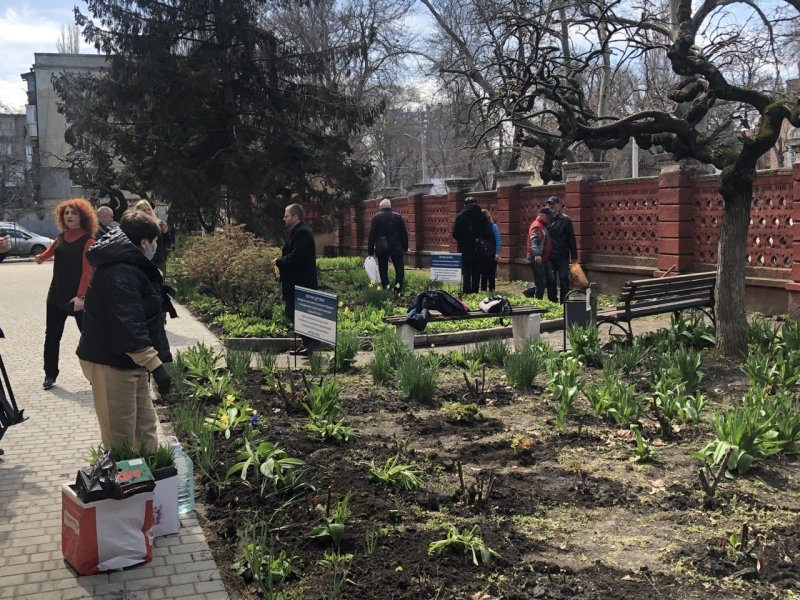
[[547, 355, 582, 431]]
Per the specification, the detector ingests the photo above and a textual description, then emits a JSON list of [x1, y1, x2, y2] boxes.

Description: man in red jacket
[[527, 207, 557, 302]]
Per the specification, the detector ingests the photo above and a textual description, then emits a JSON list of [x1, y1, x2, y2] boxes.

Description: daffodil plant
[[205, 394, 257, 439]]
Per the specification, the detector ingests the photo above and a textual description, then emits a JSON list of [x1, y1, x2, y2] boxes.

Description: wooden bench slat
[[618, 277, 715, 299], [383, 306, 546, 325], [623, 291, 712, 312], [623, 272, 716, 289], [618, 282, 715, 303]]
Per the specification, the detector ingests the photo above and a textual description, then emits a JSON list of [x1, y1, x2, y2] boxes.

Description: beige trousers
[[80, 360, 158, 453]]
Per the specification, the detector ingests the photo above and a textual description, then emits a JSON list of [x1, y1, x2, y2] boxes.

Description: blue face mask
[[143, 240, 157, 261]]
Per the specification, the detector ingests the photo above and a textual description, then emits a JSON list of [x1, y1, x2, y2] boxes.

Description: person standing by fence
[[527, 206, 556, 302], [368, 198, 408, 292], [452, 196, 492, 295], [481, 209, 500, 291], [546, 195, 577, 303]]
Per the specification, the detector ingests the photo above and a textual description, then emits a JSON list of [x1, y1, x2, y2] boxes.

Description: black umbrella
[[0, 327, 26, 441]]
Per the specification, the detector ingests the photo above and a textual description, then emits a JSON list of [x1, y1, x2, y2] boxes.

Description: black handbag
[[75, 452, 121, 503]]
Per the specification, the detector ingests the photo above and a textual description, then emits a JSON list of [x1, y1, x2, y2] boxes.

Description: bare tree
[[421, 0, 800, 356], [56, 24, 81, 54]]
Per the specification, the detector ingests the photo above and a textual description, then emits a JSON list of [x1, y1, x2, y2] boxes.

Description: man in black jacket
[[452, 196, 492, 294], [546, 196, 578, 303], [77, 210, 173, 453], [368, 198, 408, 291], [275, 203, 318, 356]]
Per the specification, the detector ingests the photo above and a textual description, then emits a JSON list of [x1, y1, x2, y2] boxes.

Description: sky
[[0, 1, 88, 111]]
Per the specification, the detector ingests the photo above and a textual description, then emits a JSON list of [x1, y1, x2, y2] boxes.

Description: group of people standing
[[452, 194, 576, 301], [15, 198, 176, 455]]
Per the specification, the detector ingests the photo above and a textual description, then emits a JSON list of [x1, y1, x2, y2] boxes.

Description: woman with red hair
[[35, 199, 98, 390]]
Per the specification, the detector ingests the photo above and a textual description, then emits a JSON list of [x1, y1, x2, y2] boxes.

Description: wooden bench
[[597, 271, 716, 340], [384, 306, 548, 351]]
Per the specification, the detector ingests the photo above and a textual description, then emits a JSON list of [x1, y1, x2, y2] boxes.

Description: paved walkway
[[0, 260, 228, 600]]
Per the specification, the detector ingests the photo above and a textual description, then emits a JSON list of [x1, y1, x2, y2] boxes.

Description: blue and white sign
[[430, 253, 462, 283], [294, 287, 338, 346]]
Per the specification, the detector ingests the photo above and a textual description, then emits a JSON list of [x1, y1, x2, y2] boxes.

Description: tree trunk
[[715, 175, 751, 357]]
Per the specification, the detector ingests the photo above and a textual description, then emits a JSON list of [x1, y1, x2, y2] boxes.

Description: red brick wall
[[338, 170, 800, 312]]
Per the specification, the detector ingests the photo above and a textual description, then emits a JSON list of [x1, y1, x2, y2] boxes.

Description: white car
[[0, 222, 53, 257]]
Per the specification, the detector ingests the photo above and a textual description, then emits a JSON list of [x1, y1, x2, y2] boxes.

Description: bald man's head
[[97, 205, 114, 226]]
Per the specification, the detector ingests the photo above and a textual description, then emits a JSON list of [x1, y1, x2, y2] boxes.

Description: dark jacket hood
[[87, 228, 156, 273]]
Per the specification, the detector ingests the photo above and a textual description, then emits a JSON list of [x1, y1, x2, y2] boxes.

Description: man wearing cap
[[546, 196, 578, 303], [452, 196, 493, 294], [528, 207, 557, 302], [368, 198, 409, 291]]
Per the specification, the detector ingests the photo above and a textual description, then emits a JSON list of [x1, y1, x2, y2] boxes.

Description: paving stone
[[0, 262, 228, 599]]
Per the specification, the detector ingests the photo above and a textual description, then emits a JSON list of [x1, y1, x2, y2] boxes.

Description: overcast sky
[[0, 2, 90, 111]]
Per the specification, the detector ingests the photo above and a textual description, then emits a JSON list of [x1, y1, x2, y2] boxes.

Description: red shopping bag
[[62, 483, 154, 575]]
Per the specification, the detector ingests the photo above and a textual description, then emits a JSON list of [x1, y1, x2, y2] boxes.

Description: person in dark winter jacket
[[274, 203, 318, 356], [452, 196, 493, 294], [527, 207, 557, 302], [77, 210, 173, 453], [368, 198, 408, 291], [546, 196, 578, 303]]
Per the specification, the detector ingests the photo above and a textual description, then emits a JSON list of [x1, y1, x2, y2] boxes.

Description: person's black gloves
[[151, 365, 172, 394]]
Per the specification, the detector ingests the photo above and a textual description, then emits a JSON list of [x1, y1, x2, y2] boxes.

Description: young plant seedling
[[427, 524, 500, 566]]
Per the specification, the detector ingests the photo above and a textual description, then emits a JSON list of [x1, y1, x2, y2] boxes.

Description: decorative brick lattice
[[418, 195, 450, 250], [590, 181, 659, 256], [693, 175, 793, 269]]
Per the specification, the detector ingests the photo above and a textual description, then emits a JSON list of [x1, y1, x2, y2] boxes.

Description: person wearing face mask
[[76, 210, 174, 453], [34, 198, 98, 390]]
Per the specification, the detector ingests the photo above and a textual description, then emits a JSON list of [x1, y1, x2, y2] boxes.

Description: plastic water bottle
[[170, 440, 195, 514]]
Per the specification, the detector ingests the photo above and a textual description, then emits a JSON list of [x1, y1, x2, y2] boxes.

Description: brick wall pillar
[[406, 183, 432, 260], [494, 171, 534, 277], [444, 178, 477, 253], [786, 162, 800, 317], [656, 167, 696, 274], [562, 163, 607, 263]]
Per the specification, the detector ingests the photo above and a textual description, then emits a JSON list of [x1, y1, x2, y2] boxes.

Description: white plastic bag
[[364, 256, 380, 283]]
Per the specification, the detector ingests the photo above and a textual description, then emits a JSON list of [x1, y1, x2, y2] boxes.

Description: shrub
[[183, 225, 260, 299], [397, 354, 437, 402], [220, 242, 282, 314]]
